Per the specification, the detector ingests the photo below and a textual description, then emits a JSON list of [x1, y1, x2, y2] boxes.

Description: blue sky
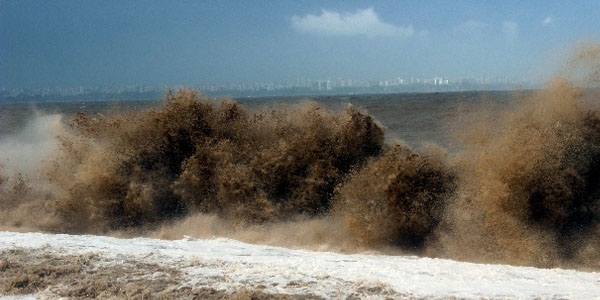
[[1, 0, 599, 88]]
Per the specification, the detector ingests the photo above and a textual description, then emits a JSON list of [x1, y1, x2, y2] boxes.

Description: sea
[[0, 90, 519, 148], [1, 86, 600, 271]]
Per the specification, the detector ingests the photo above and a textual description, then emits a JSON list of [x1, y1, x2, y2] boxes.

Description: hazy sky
[[1, 0, 599, 88]]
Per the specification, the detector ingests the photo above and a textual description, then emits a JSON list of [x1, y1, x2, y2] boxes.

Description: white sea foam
[[1, 231, 598, 299]]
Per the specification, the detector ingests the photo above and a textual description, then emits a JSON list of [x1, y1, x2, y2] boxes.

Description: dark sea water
[[0, 90, 519, 149]]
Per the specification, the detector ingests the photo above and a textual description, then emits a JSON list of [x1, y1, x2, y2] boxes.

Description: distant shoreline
[[0, 88, 535, 104]]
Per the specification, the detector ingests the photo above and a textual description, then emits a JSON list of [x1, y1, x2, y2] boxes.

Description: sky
[[1, 0, 599, 89]]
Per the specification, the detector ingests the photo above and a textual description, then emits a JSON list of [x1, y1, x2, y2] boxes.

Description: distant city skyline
[[1, 1, 599, 89], [1, 74, 534, 101]]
